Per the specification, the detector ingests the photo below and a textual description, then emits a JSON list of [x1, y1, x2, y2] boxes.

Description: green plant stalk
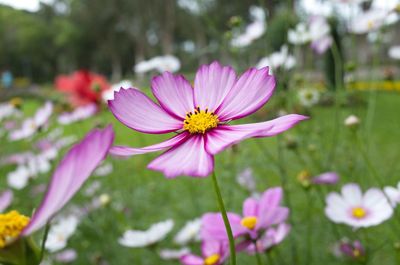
[[276, 136, 299, 265], [38, 223, 50, 264], [254, 246, 263, 265], [211, 171, 236, 265], [325, 39, 343, 169]]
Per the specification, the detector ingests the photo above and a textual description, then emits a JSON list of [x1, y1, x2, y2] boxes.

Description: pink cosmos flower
[[180, 240, 228, 265], [338, 239, 365, 260], [201, 187, 289, 241], [0, 126, 114, 249], [237, 223, 291, 253], [0, 190, 13, 213], [109, 61, 307, 178], [312, 172, 339, 185]]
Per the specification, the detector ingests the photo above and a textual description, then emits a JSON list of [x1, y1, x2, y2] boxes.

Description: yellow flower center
[[204, 254, 220, 265], [241, 216, 258, 230], [352, 207, 366, 219], [0, 210, 30, 248], [367, 20, 374, 30], [9, 97, 22, 108], [353, 249, 361, 257], [183, 107, 219, 134]]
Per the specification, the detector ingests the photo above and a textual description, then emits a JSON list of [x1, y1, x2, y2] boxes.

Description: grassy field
[[1, 89, 400, 265]]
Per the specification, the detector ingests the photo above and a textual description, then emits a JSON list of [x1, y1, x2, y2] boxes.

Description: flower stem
[[211, 171, 236, 265], [253, 242, 263, 265], [38, 223, 50, 264]]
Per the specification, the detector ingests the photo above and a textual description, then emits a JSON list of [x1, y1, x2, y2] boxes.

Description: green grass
[[1, 90, 400, 264]]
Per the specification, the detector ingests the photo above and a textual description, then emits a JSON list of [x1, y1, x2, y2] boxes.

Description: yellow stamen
[[241, 216, 258, 230], [353, 249, 361, 257], [0, 210, 30, 248], [204, 254, 220, 265], [367, 20, 374, 30], [352, 207, 366, 219], [9, 97, 22, 108], [183, 107, 219, 134]]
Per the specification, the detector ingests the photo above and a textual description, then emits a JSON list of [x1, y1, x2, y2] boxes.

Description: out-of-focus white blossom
[[134, 55, 181, 74], [173, 218, 201, 245], [119, 219, 174, 248]]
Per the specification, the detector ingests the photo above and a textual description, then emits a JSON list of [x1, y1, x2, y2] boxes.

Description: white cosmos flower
[[388, 46, 400, 60], [7, 165, 30, 190], [288, 23, 311, 45], [231, 6, 266, 48], [94, 162, 113, 177], [384, 182, 400, 207], [159, 248, 190, 260], [45, 215, 79, 253], [257, 45, 296, 72], [173, 218, 201, 245], [348, 9, 391, 34], [119, 219, 174, 248], [0, 103, 20, 122], [344, 115, 360, 127], [58, 104, 97, 125], [298, 88, 320, 107], [9, 102, 53, 141], [134, 55, 181, 74], [102, 80, 133, 102], [325, 183, 393, 228]]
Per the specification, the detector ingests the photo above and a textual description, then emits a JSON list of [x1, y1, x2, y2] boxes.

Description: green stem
[[211, 171, 236, 265], [38, 223, 50, 264], [253, 241, 263, 265]]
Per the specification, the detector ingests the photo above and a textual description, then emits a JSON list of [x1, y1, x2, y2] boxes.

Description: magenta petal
[[151, 72, 195, 118], [201, 240, 221, 257], [260, 207, 289, 228], [22, 125, 114, 236], [194, 61, 237, 112], [109, 132, 189, 157], [180, 254, 204, 265], [108, 88, 182, 134], [257, 187, 284, 228], [216, 67, 275, 121], [243, 198, 259, 217], [201, 213, 245, 241], [147, 135, 213, 178], [205, 125, 271, 155], [0, 190, 13, 213], [205, 114, 307, 155]]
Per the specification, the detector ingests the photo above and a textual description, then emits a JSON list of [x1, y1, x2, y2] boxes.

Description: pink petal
[[242, 198, 259, 217], [151, 72, 194, 118], [108, 88, 182, 134], [205, 114, 308, 155], [109, 132, 189, 157], [259, 207, 289, 228], [257, 187, 284, 228], [194, 61, 237, 112], [22, 125, 114, 236], [180, 254, 204, 265], [0, 190, 13, 213], [147, 135, 213, 178], [201, 213, 245, 241], [201, 240, 221, 257], [216, 67, 275, 121]]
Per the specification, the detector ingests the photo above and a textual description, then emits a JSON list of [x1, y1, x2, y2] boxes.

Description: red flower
[[55, 70, 110, 107]]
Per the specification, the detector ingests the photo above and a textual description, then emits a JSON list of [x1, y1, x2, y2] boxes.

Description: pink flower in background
[[0, 190, 13, 213], [109, 61, 307, 178], [238, 223, 291, 254], [201, 187, 288, 242], [325, 183, 393, 228], [384, 182, 400, 207], [312, 172, 339, 185], [309, 16, 332, 54], [0, 126, 114, 249], [180, 240, 228, 265], [335, 239, 365, 260]]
